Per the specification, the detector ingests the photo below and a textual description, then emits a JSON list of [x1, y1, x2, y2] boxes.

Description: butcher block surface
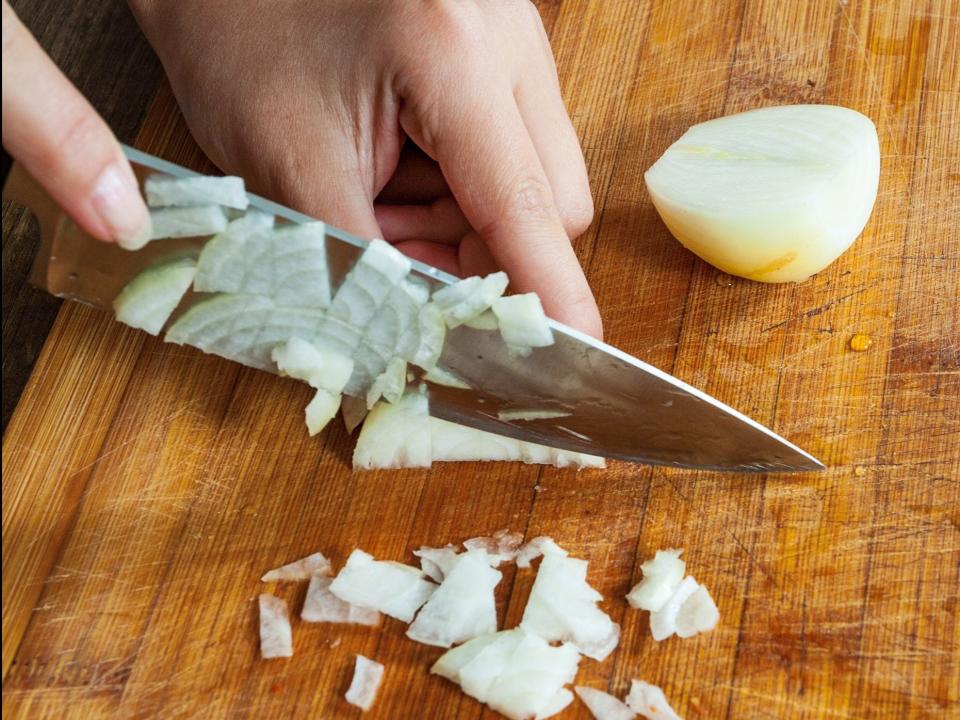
[[2, 1, 958, 717]]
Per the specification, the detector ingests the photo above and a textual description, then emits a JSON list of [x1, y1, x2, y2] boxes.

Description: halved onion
[[645, 104, 880, 282]]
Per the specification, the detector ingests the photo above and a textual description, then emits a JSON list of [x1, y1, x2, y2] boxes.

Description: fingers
[[1, 1, 149, 246], [393, 240, 460, 275], [401, 82, 602, 338], [375, 142, 451, 204], [513, 56, 594, 239], [375, 196, 471, 244]]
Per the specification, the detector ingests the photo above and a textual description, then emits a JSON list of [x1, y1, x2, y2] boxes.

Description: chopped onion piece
[[462, 529, 523, 567], [302, 575, 380, 626], [329, 549, 436, 622], [407, 549, 502, 648], [497, 409, 572, 422], [113, 256, 196, 335], [575, 686, 637, 720], [366, 357, 408, 408], [626, 549, 686, 613], [413, 545, 461, 583], [353, 391, 432, 469], [272, 337, 353, 393], [492, 293, 554, 350], [645, 104, 880, 283], [305, 389, 341, 436], [431, 629, 580, 720], [165, 296, 327, 371], [648, 576, 699, 641], [432, 272, 509, 328], [463, 309, 499, 330], [423, 366, 471, 390], [515, 536, 568, 568], [261, 551, 331, 582], [520, 549, 620, 660], [411, 303, 446, 370], [145, 174, 249, 210], [674, 583, 719, 638], [150, 204, 228, 240], [625, 680, 682, 720], [430, 416, 604, 469], [327, 239, 411, 328], [194, 211, 275, 292], [258, 593, 292, 659], [345, 655, 385, 712]]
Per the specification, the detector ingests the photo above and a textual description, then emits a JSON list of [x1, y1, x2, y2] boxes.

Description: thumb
[[1, 1, 150, 248]]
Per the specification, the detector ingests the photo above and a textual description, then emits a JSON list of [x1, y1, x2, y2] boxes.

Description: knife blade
[[3, 145, 823, 472]]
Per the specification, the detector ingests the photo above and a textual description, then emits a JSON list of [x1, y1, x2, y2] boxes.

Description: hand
[[1, 0, 149, 248], [131, 0, 602, 337]]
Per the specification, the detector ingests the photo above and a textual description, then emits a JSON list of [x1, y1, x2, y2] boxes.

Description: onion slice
[[575, 686, 637, 720], [345, 654, 385, 712], [431, 272, 509, 328], [519, 546, 620, 660], [302, 575, 380, 626], [261, 551, 331, 582], [626, 549, 685, 613], [258, 593, 293, 659], [149, 205, 228, 240], [113, 256, 197, 336], [625, 680, 682, 720], [491, 293, 554, 352], [413, 545, 461, 583], [328, 549, 436, 622], [406, 549, 502, 648], [644, 104, 880, 283], [145, 174, 249, 210]]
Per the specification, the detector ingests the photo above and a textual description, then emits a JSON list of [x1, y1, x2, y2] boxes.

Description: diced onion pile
[[256, 535, 712, 718], [114, 172, 603, 470]]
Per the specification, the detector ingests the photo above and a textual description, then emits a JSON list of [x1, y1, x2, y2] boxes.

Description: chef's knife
[[3, 145, 824, 472]]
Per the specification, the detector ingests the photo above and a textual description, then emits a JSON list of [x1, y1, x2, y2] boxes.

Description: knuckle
[[424, 0, 486, 56], [505, 173, 557, 223]]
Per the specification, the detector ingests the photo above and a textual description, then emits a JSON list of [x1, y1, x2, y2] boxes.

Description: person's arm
[[2, 0, 149, 248], [130, 0, 601, 337]]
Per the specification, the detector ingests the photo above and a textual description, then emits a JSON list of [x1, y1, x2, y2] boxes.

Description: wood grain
[[2, 1, 958, 718]]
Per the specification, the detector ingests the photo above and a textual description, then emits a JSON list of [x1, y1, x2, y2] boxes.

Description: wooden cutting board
[[3, 1, 958, 717]]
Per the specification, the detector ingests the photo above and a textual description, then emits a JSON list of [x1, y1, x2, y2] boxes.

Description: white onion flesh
[[328, 549, 436, 622], [149, 204, 228, 240], [366, 357, 408, 408], [195, 220, 330, 307], [406, 549, 502, 648], [626, 549, 686, 613], [463, 309, 499, 330], [411, 303, 446, 370], [271, 337, 353, 393], [431, 629, 581, 720], [645, 104, 880, 282], [432, 272, 509, 328], [674, 583, 719, 638], [497, 409, 572, 422], [353, 391, 433, 469], [304, 389, 341, 436], [261, 551, 331, 582], [258, 593, 293, 659], [462, 530, 523, 567], [413, 545, 461, 583], [423, 365, 471, 390], [648, 576, 699, 641], [113, 257, 196, 335], [520, 549, 620, 660], [492, 293, 554, 351], [625, 680, 682, 720], [345, 654, 385, 712], [575, 686, 637, 720], [302, 575, 381, 625], [515, 536, 568, 568], [145, 174, 249, 210]]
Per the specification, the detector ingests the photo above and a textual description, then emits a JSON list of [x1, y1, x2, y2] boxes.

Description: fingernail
[[91, 162, 151, 249]]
